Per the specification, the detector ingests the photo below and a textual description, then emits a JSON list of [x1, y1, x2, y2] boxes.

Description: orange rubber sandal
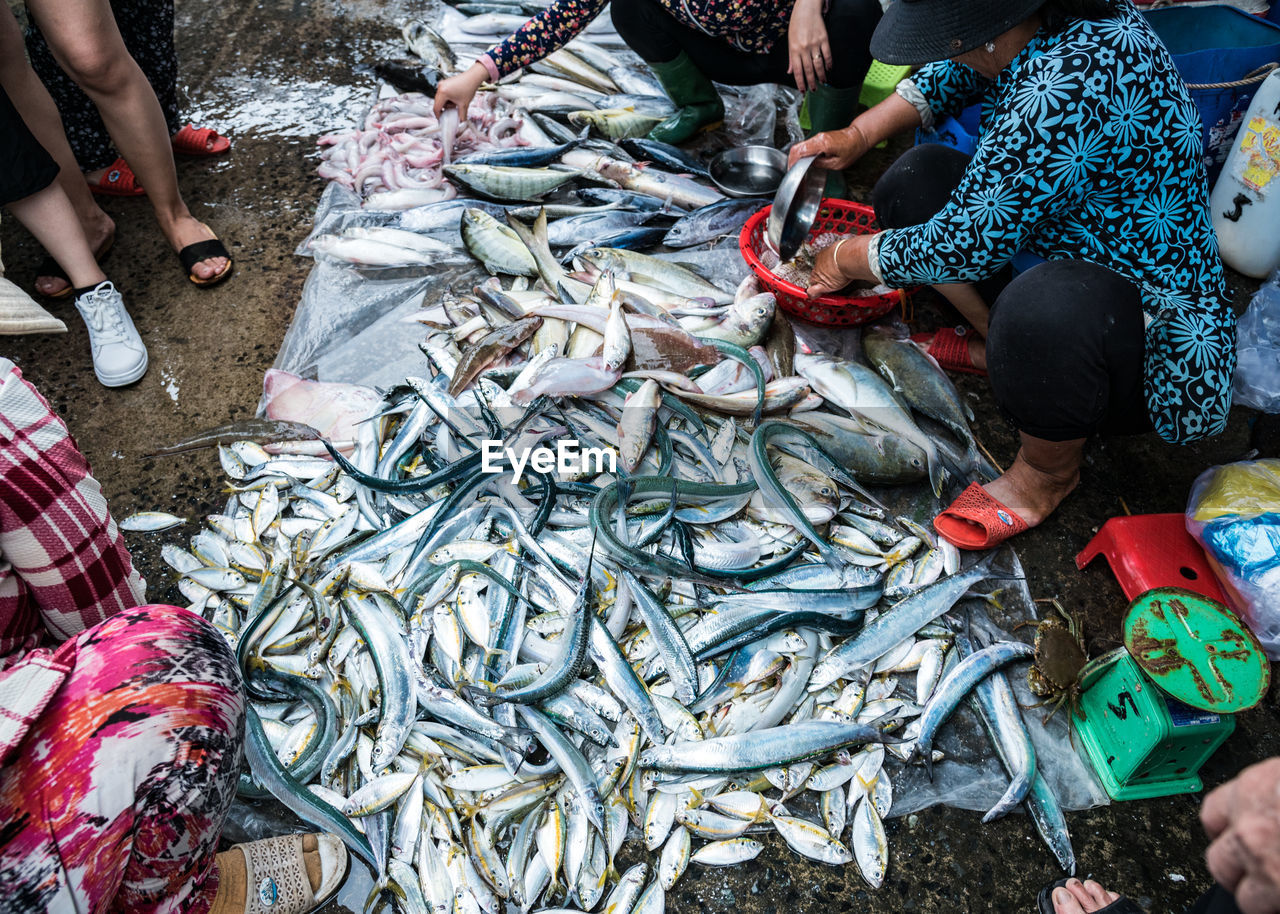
[[171, 124, 231, 156], [934, 481, 1029, 550], [910, 326, 987, 377], [89, 157, 145, 197]]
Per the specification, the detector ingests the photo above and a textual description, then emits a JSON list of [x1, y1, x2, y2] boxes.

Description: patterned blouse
[[873, 2, 1235, 445], [481, 0, 793, 78]]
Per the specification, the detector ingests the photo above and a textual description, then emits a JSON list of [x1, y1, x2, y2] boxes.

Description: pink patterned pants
[[0, 605, 244, 914]]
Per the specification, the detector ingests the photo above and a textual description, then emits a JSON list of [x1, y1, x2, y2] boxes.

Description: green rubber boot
[[805, 83, 862, 198], [646, 52, 725, 145]]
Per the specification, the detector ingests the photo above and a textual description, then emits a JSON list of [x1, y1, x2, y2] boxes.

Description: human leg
[[610, 0, 726, 144], [0, 605, 244, 914], [23, 0, 230, 283], [0, 84, 105, 295], [934, 260, 1147, 547], [0, 4, 113, 295]]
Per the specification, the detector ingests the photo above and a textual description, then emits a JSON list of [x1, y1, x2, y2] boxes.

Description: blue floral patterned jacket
[[876, 2, 1235, 444]]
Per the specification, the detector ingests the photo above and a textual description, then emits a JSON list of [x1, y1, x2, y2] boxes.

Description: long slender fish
[[639, 719, 895, 772], [958, 634, 1050, 832], [808, 552, 1008, 691]]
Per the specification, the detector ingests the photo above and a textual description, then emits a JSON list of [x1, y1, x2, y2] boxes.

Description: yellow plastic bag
[[1190, 458, 1280, 522]]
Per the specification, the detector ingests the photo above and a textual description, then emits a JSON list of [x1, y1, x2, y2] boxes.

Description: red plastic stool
[[1076, 513, 1233, 605]]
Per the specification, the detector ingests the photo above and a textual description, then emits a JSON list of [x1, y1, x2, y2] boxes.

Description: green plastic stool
[[859, 60, 912, 109], [1073, 588, 1270, 801]]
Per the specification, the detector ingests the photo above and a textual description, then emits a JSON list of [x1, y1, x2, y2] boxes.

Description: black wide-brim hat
[[870, 0, 1046, 65]]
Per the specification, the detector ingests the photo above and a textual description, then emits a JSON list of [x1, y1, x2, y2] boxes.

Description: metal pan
[[766, 154, 828, 261], [709, 146, 788, 198]]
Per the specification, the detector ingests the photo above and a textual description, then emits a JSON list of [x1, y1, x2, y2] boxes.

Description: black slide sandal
[[35, 234, 115, 299], [179, 236, 233, 287]]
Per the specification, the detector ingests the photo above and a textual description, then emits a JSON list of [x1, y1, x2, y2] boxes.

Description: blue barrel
[[1144, 5, 1280, 186]]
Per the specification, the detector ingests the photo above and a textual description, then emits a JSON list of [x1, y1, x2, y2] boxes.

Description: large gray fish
[[795, 350, 945, 496], [963, 633, 1075, 873], [783, 412, 928, 485], [546, 210, 657, 248], [402, 19, 456, 74], [862, 328, 988, 479], [639, 720, 897, 772], [461, 209, 537, 276], [664, 199, 767, 248], [444, 165, 580, 202]]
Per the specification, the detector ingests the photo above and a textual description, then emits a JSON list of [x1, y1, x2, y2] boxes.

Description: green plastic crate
[[1074, 649, 1234, 800]]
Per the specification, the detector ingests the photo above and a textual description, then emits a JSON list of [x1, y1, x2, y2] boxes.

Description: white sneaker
[[74, 281, 148, 387]]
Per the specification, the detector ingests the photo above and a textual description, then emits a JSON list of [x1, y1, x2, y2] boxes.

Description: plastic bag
[[1234, 268, 1280, 413], [1186, 458, 1280, 657]]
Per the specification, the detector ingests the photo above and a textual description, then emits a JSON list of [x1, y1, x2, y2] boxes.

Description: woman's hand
[[787, 0, 831, 94], [806, 234, 875, 298], [433, 62, 489, 119], [788, 124, 869, 171]]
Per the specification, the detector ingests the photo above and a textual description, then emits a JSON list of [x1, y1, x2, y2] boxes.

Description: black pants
[[611, 0, 881, 90], [25, 0, 180, 172], [0, 85, 59, 207], [872, 144, 1150, 441]]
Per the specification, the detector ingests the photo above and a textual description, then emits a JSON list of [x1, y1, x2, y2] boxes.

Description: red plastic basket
[[738, 198, 906, 327]]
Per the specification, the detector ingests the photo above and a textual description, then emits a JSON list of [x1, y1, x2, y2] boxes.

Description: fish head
[[735, 292, 776, 329]]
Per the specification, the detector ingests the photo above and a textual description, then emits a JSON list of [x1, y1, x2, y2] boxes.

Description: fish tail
[[925, 443, 946, 497], [978, 546, 1024, 582]]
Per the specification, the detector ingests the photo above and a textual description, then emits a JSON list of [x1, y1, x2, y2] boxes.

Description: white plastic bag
[[1234, 268, 1280, 413]]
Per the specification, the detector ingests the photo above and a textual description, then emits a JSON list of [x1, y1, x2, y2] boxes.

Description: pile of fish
[[196, 9, 1088, 914], [136, 243, 1076, 913]]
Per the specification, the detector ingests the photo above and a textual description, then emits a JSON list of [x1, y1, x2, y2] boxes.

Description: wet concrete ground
[[2, 0, 1277, 910]]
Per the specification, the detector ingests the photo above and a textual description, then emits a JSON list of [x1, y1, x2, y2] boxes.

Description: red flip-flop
[[171, 124, 231, 156], [89, 157, 145, 197], [934, 481, 1029, 550], [910, 326, 987, 377]]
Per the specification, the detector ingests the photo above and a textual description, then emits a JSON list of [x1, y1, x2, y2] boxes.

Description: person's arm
[[904, 59, 988, 129], [436, 0, 610, 117], [0, 362, 143, 642], [787, 92, 923, 171], [807, 61, 1088, 296]]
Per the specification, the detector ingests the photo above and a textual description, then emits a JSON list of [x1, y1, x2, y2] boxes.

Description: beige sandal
[[235, 833, 348, 914]]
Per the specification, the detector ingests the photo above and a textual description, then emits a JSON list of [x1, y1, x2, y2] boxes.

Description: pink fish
[[509, 357, 621, 405], [261, 369, 381, 455]]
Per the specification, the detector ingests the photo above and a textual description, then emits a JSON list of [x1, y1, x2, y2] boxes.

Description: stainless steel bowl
[[709, 146, 788, 198], [767, 154, 829, 261]]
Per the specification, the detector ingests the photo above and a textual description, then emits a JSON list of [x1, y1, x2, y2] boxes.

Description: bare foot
[[1053, 878, 1123, 914], [982, 448, 1080, 528], [34, 212, 116, 297], [169, 215, 230, 282]]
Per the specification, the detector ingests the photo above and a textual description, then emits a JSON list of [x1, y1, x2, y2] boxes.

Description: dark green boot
[[646, 52, 725, 145], [805, 83, 862, 198]]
